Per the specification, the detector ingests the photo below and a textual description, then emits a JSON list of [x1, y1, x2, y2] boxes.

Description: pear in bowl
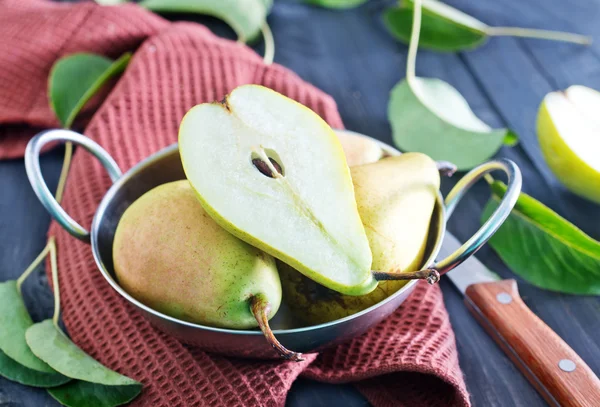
[[280, 153, 441, 325], [113, 180, 301, 360]]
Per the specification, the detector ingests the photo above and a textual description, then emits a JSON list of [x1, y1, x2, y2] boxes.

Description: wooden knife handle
[[464, 279, 600, 407]]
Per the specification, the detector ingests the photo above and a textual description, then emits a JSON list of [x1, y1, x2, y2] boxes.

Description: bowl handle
[[25, 129, 122, 243], [431, 158, 522, 276]]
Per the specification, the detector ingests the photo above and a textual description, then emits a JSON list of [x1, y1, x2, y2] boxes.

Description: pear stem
[[250, 294, 304, 362], [372, 268, 440, 285], [486, 27, 592, 45], [436, 161, 457, 177]]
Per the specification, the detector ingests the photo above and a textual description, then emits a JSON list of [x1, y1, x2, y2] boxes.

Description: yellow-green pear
[[337, 131, 385, 167], [280, 153, 440, 325], [538, 85, 600, 203], [179, 85, 375, 296], [113, 180, 301, 360]]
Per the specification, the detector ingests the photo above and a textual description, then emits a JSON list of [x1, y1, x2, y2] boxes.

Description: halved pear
[[179, 85, 375, 296], [538, 85, 600, 203]]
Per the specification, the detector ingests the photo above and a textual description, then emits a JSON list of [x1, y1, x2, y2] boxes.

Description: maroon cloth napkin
[[0, 1, 470, 405]]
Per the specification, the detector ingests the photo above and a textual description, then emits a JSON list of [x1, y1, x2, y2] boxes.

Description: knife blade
[[441, 232, 600, 407]]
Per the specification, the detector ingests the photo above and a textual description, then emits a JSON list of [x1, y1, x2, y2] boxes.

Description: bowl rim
[[91, 129, 446, 336]]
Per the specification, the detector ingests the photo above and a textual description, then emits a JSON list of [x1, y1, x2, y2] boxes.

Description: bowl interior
[[92, 136, 445, 331]]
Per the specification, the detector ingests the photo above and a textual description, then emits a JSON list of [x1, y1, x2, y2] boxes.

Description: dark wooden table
[[1, 0, 599, 405]]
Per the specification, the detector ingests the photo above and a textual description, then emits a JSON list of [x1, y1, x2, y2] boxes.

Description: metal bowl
[[25, 129, 521, 359]]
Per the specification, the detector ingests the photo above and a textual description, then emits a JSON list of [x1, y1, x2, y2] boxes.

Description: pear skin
[[537, 86, 600, 203], [113, 180, 281, 330], [337, 131, 385, 167], [280, 153, 440, 325]]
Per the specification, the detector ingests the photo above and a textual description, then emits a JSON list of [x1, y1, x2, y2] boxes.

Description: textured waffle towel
[[0, 1, 470, 405]]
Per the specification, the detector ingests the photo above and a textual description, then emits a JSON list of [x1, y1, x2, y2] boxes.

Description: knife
[[442, 232, 600, 407]]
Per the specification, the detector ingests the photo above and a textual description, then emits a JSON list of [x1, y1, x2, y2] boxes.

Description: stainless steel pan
[[25, 128, 521, 359]]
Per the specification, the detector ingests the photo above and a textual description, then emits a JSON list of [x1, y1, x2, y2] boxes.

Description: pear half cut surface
[[538, 85, 600, 203], [179, 85, 375, 296]]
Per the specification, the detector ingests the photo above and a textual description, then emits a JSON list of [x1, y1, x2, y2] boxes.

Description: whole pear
[[280, 153, 440, 325], [113, 181, 301, 360], [337, 131, 385, 167]]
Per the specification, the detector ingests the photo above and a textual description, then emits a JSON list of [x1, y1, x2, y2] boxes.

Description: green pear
[[113, 180, 301, 360], [537, 85, 600, 203], [280, 153, 440, 325], [178, 84, 375, 296]]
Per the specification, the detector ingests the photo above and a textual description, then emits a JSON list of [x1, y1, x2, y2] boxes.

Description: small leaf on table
[[139, 0, 269, 43], [49, 53, 131, 129], [48, 380, 142, 407], [0, 281, 70, 387], [26, 320, 142, 407], [384, 0, 488, 52], [388, 77, 516, 170], [482, 181, 600, 295], [384, 0, 590, 52], [306, 0, 368, 9]]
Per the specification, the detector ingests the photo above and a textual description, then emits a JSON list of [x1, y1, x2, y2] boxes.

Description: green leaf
[[306, 0, 368, 9], [48, 381, 142, 407], [388, 77, 517, 170], [26, 320, 142, 406], [0, 350, 70, 388], [139, 0, 269, 43], [383, 3, 487, 52], [384, 0, 591, 52], [0, 281, 70, 387], [482, 181, 600, 295], [49, 53, 131, 129]]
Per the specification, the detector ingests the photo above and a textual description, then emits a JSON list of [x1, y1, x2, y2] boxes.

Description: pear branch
[[372, 268, 440, 285], [250, 294, 303, 362], [486, 27, 591, 45], [15, 141, 73, 292], [16, 242, 52, 294], [261, 23, 275, 65], [405, 0, 423, 84], [47, 237, 62, 330]]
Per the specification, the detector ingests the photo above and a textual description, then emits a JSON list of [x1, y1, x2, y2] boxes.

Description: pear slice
[[538, 85, 600, 203], [179, 85, 375, 296]]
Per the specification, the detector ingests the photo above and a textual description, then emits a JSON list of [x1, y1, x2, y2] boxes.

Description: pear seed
[[253, 158, 283, 178]]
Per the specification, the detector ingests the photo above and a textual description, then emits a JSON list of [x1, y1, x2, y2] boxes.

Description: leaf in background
[[0, 281, 70, 387], [387, 0, 517, 170], [139, 0, 269, 43], [0, 350, 70, 388], [384, 0, 591, 52], [49, 53, 131, 129], [482, 181, 600, 295], [26, 320, 142, 407], [383, 1, 487, 52], [388, 77, 517, 170], [306, 0, 368, 9]]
